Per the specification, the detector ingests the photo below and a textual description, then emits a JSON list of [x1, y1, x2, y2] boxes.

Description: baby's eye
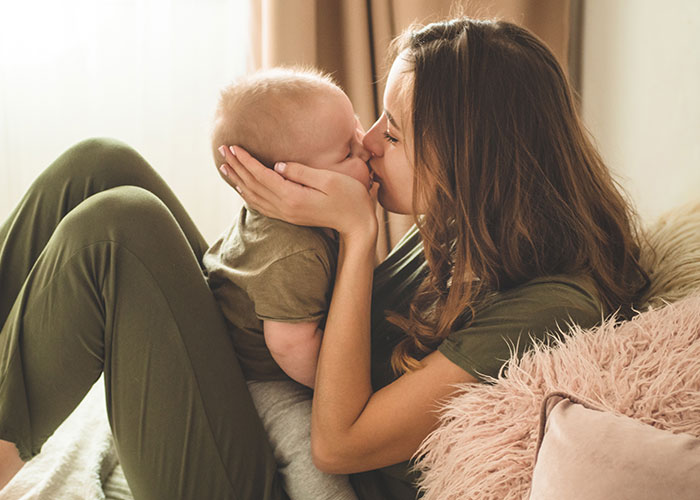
[[383, 131, 398, 144]]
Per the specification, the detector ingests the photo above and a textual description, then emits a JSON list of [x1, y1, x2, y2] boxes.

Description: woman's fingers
[[220, 162, 280, 214], [218, 145, 375, 233], [218, 146, 276, 198], [233, 145, 330, 195], [273, 161, 331, 194], [217, 163, 243, 194], [232, 146, 277, 183], [218, 145, 304, 219], [216, 146, 244, 190]]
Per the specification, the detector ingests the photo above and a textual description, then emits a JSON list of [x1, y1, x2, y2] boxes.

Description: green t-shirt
[[351, 224, 604, 500], [203, 207, 338, 381]]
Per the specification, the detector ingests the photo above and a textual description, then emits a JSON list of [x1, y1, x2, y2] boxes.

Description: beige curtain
[[249, 0, 572, 260]]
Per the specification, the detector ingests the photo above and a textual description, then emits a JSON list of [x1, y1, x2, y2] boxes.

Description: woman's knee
[[37, 137, 158, 190], [55, 186, 177, 248]]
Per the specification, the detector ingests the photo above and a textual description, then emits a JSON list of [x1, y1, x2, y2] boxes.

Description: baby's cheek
[[349, 165, 371, 190], [326, 161, 371, 190]]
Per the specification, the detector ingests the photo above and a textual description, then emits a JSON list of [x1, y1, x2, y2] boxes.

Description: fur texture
[[412, 293, 700, 499], [412, 201, 700, 499], [638, 200, 700, 308]]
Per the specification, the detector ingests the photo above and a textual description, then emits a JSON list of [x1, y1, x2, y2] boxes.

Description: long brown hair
[[388, 18, 649, 375]]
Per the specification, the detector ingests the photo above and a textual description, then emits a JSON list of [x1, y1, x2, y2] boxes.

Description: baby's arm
[[263, 320, 323, 388]]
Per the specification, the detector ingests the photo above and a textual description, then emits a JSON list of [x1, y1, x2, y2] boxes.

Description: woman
[[218, 16, 648, 497], [0, 17, 646, 500]]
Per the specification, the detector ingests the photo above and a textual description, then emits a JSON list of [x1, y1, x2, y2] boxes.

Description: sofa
[[2, 201, 699, 500]]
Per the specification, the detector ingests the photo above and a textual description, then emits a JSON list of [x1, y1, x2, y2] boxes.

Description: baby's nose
[[358, 146, 371, 163], [352, 121, 372, 162]]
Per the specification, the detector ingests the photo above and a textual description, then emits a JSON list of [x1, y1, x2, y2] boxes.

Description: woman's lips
[[366, 163, 377, 188], [368, 159, 381, 187]]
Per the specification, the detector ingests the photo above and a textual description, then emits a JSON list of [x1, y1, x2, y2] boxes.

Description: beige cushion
[[639, 200, 700, 308], [529, 393, 700, 500]]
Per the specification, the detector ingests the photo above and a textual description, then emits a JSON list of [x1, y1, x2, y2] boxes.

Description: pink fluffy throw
[[412, 293, 700, 500]]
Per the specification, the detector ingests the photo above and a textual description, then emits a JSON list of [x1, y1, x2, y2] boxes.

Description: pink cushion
[[529, 393, 700, 500]]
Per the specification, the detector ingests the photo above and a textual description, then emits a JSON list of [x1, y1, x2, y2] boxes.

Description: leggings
[[0, 138, 288, 499]]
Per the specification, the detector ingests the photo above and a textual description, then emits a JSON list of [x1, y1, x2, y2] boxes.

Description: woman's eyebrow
[[385, 110, 401, 132]]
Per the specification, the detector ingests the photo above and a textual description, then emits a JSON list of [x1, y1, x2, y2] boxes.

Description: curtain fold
[[249, 0, 572, 258]]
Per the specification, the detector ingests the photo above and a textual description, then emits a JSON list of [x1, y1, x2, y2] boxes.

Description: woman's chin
[[377, 189, 412, 215]]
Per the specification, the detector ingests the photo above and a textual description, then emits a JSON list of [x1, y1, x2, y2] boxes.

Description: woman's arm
[[219, 146, 478, 473], [311, 224, 477, 473]]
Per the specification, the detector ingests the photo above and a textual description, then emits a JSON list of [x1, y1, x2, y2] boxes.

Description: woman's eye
[[383, 131, 398, 144]]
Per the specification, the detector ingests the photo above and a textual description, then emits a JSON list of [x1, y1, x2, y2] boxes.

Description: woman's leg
[[0, 137, 210, 330], [0, 186, 286, 499], [0, 440, 23, 489], [0, 140, 286, 498]]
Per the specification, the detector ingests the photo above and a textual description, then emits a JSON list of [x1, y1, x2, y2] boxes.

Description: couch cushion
[[412, 293, 700, 500], [639, 200, 700, 308], [529, 392, 700, 500]]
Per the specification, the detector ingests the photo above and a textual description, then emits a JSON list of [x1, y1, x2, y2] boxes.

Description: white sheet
[[0, 378, 117, 500]]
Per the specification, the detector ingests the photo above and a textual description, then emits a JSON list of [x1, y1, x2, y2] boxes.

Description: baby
[[203, 67, 371, 500]]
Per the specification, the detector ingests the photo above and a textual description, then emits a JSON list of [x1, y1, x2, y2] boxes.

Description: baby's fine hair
[[211, 66, 341, 169]]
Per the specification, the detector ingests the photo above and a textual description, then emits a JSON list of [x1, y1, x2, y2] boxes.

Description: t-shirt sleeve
[[438, 280, 603, 383], [246, 249, 333, 323]]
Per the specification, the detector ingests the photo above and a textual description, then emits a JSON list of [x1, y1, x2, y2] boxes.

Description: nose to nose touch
[[362, 129, 383, 159], [359, 147, 371, 163]]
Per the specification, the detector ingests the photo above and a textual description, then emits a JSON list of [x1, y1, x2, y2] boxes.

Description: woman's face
[[363, 54, 418, 215]]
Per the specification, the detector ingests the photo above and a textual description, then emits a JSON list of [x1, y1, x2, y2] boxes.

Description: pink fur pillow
[[412, 293, 700, 500], [529, 393, 700, 500]]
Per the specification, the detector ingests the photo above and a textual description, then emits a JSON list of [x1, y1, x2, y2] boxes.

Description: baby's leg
[[247, 380, 359, 500]]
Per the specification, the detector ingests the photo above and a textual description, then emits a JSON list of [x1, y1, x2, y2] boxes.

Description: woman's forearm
[[311, 226, 377, 453]]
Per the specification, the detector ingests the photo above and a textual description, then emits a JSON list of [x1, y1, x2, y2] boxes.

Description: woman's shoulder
[[478, 273, 603, 333], [507, 274, 602, 312], [438, 274, 604, 382]]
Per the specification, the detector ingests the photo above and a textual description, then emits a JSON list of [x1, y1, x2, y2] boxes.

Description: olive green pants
[[0, 138, 288, 500]]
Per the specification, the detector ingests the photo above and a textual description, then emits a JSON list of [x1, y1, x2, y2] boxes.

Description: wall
[[0, 1, 250, 245], [580, 0, 700, 226]]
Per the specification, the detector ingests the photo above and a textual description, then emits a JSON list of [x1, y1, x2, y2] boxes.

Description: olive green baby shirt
[[203, 207, 338, 381]]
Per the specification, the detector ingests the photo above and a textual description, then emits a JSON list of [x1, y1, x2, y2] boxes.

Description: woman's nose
[[362, 119, 384, 158], [356, 142, 371, 163], [351, 127, 372, 163]]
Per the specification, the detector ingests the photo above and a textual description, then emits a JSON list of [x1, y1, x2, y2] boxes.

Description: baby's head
[[212, 67, 371, 189]]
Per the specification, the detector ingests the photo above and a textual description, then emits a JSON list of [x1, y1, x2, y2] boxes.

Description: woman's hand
[[217, 145, 377, 240]]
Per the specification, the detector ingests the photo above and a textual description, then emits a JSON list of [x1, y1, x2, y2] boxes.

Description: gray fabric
[[247, 380, 358, 500], [104, 464, 134, 500]]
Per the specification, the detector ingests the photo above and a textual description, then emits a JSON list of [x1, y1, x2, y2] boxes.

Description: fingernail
[[229, 146, 237, 156], [219, 164, 228, 177], [275, 162, 286, 172], [218, 146, 227, 158], [235, 185, 242, 194]]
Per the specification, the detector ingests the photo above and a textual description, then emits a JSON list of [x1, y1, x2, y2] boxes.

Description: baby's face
[[301, 90, 372, 190]]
